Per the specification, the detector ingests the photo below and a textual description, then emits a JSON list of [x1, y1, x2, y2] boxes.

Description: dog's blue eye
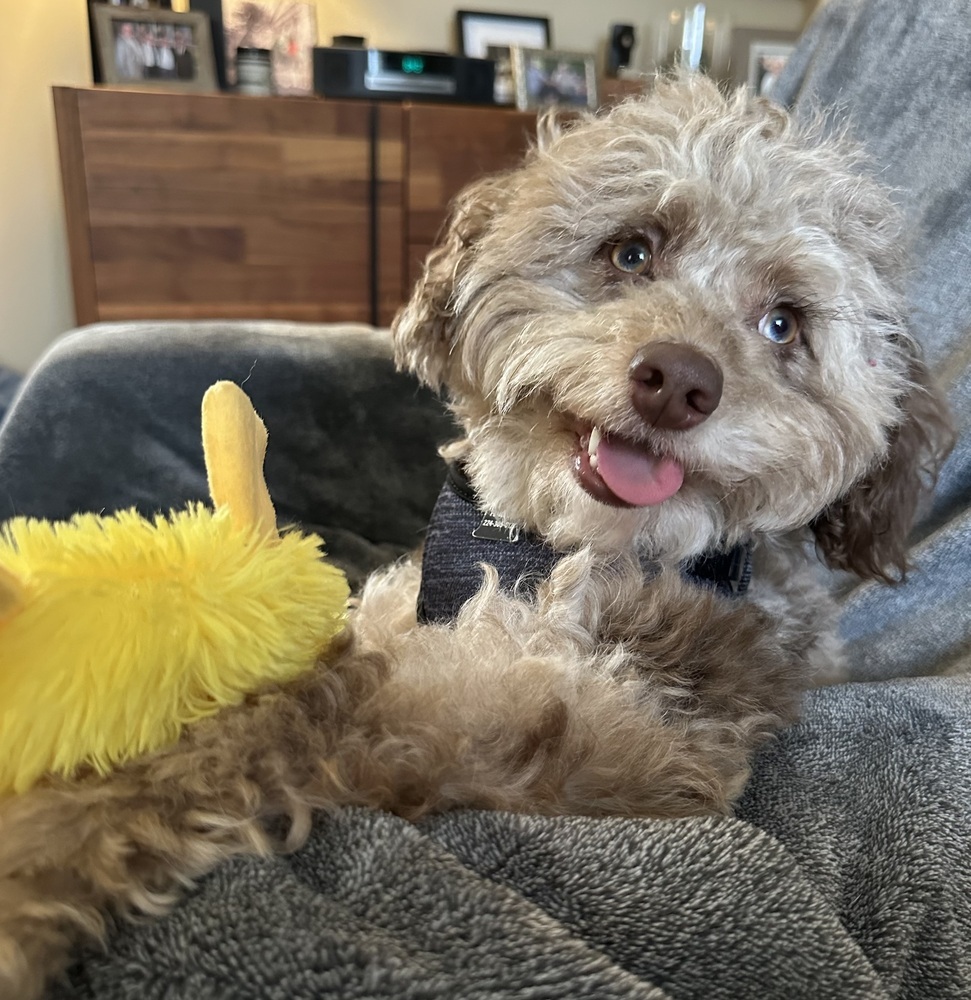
[[758, 307, 801, 345], [609, 240, 652, 275]]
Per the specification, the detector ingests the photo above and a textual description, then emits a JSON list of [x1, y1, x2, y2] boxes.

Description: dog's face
[[394, 76, 950, 576]]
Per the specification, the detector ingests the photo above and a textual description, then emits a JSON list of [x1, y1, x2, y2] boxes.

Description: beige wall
[[1, 1, 91, 372], [314, 0, 809, 72], [0, 0, 810, 372]]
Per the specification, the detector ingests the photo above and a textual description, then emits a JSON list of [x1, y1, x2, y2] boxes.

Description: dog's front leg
[[0, 640, 396, 1000], [573, 564, 806, 805]]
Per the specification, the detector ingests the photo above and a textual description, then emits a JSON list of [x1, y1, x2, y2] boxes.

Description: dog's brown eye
[[609, 239, 652, 276], [758, 307, 800, 345]]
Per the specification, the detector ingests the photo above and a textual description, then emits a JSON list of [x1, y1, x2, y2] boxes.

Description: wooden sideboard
[[53, 88, 537, 328]]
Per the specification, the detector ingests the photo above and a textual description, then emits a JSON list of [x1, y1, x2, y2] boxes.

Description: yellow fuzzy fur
[[0, 506, 348, 794]]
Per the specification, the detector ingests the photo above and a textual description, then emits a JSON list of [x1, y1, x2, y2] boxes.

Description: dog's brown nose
[[629, 342, 723, 430]]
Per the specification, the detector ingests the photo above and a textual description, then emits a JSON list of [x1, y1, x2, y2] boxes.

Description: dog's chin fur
[[457, 390, 898, 561], [0, 73, 954, 1000]]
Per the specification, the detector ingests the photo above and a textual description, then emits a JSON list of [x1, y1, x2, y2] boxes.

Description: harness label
[[471, 517, 522, 544]]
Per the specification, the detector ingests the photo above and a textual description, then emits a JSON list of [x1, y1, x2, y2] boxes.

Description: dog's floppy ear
[[392, 173, 512, 390], [811, 345, 953, 582]]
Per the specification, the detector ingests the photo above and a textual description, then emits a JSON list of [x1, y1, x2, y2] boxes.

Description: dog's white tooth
[[588, 426, 602, 472], [588, 426, 602, 458]]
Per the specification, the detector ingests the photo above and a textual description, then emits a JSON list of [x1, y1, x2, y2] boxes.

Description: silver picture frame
[[511, 46, 598, 112]]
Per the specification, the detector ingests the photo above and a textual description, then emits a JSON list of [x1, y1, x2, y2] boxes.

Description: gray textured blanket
[[48, 680, 971, 999], [1, 0, 967, 996]]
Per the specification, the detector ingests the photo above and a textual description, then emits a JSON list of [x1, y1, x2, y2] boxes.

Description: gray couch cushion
[[0, 321, 457, 587]]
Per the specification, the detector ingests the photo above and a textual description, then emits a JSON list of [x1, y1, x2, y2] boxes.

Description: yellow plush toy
[[0, 381, 349, 795]]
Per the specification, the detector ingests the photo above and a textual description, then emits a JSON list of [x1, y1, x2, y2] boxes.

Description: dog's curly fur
[[0, 75, 952, 999]]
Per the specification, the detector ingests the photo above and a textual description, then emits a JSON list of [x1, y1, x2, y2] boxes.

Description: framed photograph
[[747, 43, 796, 98], [456, 10, 551, 59], [224, 1, 317, 95], [511, 47, 597, 112], [92, 5, 218, 91], [727, 27, 800, 89]]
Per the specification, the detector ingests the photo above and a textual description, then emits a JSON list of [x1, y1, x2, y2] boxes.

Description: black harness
[[417, 464, 752, 625]]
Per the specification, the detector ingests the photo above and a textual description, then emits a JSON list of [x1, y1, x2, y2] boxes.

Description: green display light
[[402, 55, 424, 74]]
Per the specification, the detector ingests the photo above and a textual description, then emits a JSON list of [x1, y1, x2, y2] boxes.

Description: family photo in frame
[[511, 47, 598, 112], [91, 5, 218, 92]]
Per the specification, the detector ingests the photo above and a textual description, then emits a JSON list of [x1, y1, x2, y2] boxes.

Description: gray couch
[[2, 0, 969, 996]]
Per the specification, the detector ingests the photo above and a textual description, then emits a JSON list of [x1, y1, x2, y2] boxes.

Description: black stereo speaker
[[607, 24, 636, 77], [314, 48, 495, 104]]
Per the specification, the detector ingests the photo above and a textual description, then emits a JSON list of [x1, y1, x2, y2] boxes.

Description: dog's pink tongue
[[596, 436, 684, 506]]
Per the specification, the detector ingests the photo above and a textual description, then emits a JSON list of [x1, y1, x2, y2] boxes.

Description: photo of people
[[513, 49, 596, 111], [112, 21, 197, 82], [93, 5, 217, 91]]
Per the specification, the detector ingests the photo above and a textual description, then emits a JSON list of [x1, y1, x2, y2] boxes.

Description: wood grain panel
[[94, 261, 365, 304], [376, 104, 406, 326], [54, 88, 536, 328], [85, 172, 373, 218], [57, 88, 404, 325], [52, 89, 99, 325], [405, 103, 536, 246], [90, 225, 246, 263], [75, 88, 372, 137]]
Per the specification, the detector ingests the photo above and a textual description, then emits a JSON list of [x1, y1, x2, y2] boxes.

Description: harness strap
[[417, 464, 752, 625]]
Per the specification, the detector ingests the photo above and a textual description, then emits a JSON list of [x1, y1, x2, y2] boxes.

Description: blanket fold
[[52, 680, 971, 1000]]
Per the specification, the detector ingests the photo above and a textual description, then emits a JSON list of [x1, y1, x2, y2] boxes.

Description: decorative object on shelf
[[488, 45, 514, 105], [680, 3, 706, 70], [456, 9, 551, 105], [652, 6, 730, 77], [701, 13, 731, 79], [606, 24, 636, 77], [511, 47, 597, 112], [224, 0, 317, 95], [726, 27, 800, 92], [746, 42, 796, 98], [91, 4, 218, 91], [235, 45, 273, 94], [653, 8, 684, 70]]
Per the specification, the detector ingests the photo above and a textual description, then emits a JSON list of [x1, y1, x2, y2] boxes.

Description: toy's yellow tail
[[0, 382, 349, 795]]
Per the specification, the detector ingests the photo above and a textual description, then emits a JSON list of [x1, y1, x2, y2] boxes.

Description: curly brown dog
[[0, 74, 951, 999]]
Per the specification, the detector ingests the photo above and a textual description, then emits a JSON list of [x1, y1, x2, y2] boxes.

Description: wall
[[0, 0, 810, 372], [313, 0, 809, 74], [0, 2, 91, 372]]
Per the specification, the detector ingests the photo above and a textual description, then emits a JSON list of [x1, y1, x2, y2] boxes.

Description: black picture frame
[[455, 10, 551, 59]]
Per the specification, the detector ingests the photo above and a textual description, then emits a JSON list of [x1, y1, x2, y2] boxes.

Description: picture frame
[[511, 47, 598, 112], [747, 42, 796, 99], [727, 27, 800, 89], [92, 5, 218, 92], [455, 10, 551, 59]]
